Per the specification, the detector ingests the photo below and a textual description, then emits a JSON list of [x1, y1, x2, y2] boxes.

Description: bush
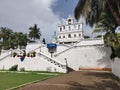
[[9, 65, 18, 71], [12, 52, 17, 57], [20, 67, 25, 71]]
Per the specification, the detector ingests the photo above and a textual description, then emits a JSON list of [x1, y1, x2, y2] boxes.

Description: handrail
[[0, 54, 11, 61], [27, 46, 66, 69], [54, 40, 82, 57], [54, 45, 75, 57], [0, 49, 19, 61], [16, 48, 24, 53], [38, 52, 66, 69]]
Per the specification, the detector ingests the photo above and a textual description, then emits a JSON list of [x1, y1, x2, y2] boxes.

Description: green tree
[[74, 0, 120, 58], [42, 38, 46, 44], [74, 0, 120, 26], [13, 32, 28, 48], [0, 27, 28, 50], [84, 36, 90, 39], [0, 27, 13, 49], [29, 24, 41, 41], [92, 12, 120, 58], [0, 27, 13, 42]]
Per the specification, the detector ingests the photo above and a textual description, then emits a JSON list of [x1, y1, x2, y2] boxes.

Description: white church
[[0, 16, 112, 73], [56, 15, 84, 44]]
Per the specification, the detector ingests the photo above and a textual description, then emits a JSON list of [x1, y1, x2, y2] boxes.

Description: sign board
[[47, 43, 57, 57], [47, 43, 57, 49]]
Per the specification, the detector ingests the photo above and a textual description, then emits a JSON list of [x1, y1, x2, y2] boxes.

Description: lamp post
[[64, 58, 68, 73]]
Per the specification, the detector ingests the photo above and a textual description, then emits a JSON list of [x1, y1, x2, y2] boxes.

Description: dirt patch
[[18, 71, 120, 90]]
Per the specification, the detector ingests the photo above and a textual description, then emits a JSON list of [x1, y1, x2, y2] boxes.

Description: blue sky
[[52, 0, 79, 18], [0, 0, 94, 43]]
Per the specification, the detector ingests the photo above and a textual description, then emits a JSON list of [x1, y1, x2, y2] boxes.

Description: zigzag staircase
[[27, 47, 67, 70], [34, 46, 76, 72]]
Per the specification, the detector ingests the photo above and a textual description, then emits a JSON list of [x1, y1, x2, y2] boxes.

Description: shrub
[[32, 51, 36, 57], [9, 65, 18, 71], [20, 67, 25, 71], [13, 52, 17, 57]]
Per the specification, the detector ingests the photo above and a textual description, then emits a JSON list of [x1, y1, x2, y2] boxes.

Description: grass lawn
[[0, 71, 57, 90]]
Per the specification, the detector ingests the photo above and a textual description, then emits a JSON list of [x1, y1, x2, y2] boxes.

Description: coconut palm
[[92, 12, 120, 58], [74, 0, 120, 26], [29, 24, 41, 41], [0, 27, 13, 49], [0, 27, 13, 41], [13, 32, 28, 48], [75, 0, 120, 58]]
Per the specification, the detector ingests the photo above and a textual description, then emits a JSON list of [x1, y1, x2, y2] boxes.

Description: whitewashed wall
[[55, 45, 112, 70], [0, 55, 66, 73], [112, 58, 120, 78]]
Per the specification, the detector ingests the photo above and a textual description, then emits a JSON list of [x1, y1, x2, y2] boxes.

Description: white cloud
[[0, 0, 60, 42]]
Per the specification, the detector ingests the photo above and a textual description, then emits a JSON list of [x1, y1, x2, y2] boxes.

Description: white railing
[[54, 40, 82, 57], [54, 45, 75, 57], [27, 46, 66, 70], [0, 54, 11, 61], [38, 52, 66, 69], [0, 49, 22, 62]]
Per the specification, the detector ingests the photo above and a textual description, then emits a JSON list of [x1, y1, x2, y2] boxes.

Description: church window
[[78, 25, 81, 29], [74, 34, 76, 37], [69, 26, 71, 30], [63, 26, 65, 29], [60, 27, 62, 31], [59, 36, 61, 38], [68, 34, 71, 38], [68, 19, 71, 24]]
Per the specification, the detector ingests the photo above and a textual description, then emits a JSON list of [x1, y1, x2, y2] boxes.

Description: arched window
[[68, 19, 71, 24], [79, 34, 81, 37], [59, 36, 61, 38], [78, 25, 81, 29], [74, 34, 76, 37], [63, 36, 65, 38], [63, 26, 65, 29], [68, 34, 71, 38], [60, 27, 62, 31]]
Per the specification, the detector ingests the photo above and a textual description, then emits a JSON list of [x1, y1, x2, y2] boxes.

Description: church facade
[[57, 15, 84, 44]]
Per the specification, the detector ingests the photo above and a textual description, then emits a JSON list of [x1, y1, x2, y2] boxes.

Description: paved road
[[19, 71, 120, 90]]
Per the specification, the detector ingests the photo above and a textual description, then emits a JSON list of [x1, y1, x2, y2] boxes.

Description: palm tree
[[13, 32, 28, 48], [74, 0, 120, 26], [74, 0, 120, 58], [0, 27, 13, 49], [0, 27, 13, 41], [29, 24, 41, 41], [92, 12, 120, 58]]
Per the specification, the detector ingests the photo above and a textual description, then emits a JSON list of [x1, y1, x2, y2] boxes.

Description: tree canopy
[[74, 0, 120, 58], [29, 24, 41, 41], [0, 27, 28, 50]]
